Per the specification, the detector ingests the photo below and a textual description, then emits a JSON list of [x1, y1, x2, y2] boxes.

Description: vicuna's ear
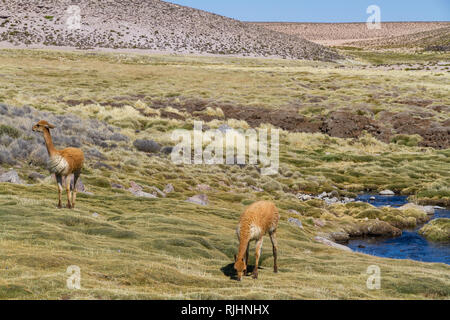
[[234, 254, 237, 262], [45, 123, 55, 129]]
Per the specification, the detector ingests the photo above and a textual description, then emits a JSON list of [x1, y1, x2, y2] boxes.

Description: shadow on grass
[[220, 263, 259, 281]]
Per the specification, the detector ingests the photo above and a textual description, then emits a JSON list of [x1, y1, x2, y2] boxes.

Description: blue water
[[347, 195, 450, 265]]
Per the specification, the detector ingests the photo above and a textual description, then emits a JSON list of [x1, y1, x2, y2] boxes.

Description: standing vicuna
[[234, 201, 279, 281], [32, 120, 84, 209]]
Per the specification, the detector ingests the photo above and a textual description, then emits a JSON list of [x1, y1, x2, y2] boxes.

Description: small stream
[[347, 195, 450, 265]]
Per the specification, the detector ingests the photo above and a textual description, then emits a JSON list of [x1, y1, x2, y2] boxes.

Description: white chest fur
[[236, 224, 263, 241], [48, 154, 69, 175]]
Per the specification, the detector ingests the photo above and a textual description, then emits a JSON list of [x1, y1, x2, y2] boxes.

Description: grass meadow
[[0, 48, 449, 299]]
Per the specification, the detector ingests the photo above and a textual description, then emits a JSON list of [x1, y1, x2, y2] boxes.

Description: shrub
[[0, 124, 21, 138], [0, 146, 15, 165], [109, 132, 129, 142], [391, 134, 423, 147], [133, 139, 161, 153]]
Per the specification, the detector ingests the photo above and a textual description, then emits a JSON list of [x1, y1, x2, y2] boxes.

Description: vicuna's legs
[[270, 231, 278, 273], [65, 175, 72, 209], [72, 170, 81, 209], [245, 244, 249, 267], [252, 237, 263, 279], [56, 174, 63, 209]]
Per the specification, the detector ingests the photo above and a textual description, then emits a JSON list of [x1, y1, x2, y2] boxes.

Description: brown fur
[[32, 120, 84, 209], [234, 201, 279, 281]]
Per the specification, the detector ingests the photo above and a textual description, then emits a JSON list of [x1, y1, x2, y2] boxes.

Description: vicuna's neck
[[43, 128, 57, 157]]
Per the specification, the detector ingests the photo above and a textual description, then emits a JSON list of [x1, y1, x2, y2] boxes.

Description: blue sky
[[167, 0, 450, 22]]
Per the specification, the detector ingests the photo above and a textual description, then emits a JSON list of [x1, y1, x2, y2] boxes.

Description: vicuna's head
[[234, 254, 246, 281], [32, 120, 55, 133]]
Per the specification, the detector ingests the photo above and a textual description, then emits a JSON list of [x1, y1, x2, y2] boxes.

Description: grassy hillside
[[0, 49, 449, 299]]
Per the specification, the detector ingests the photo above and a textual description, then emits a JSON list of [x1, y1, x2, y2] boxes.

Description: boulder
[[128, 181, 156, 198], [218, 124, 233, 133], [163, 184, 174, 193], [151, 186, 166, 198], [288, 218, 303, 229], [128, 181, 142, 193], [314, 236, 352, 252], [28, 172, 46, 181], [70, 176, 85, 192], [186, 194, 208, 206], [399, 203, 435, 215], [111, 183, 124, 189], [379, 190, 395, 196], [314, 219, 326, 228], [361, 220, 402, 237], [133, 139, 161, 153], [92, 162, 113, 170], [132, 190, 157, 198], [0, 170, 23, 184], [196, 184, 212, 192], [330, 231, 350, 242], [288, 209, 301, 216], [161, 146, 173, 155]]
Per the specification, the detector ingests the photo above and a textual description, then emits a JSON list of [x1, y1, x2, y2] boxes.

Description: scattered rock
[[186, 194, 209, 206], [28, 172, 45, 181], [314, 236, 352, 252], [196, 184, 212, 192], [111, 183, 124, 189], [85, 148, 106, 160], [362, 220, 402, 237], [128, 181, 157, 198], [250, 186, 264, 192], [288, 218, 303, 229], [164, 184, 174, 193], [133, 139, 161, 153], [93, 162, 113, 170], [0, 170, 23, 184], [399, 203, 435, 215], [128, 181, 142, 193], [92, 212, 99, 218], [296, 192, 354, 204], [151, 186, 166, 198], [329, 231, 350, 242], [132, 190, 157, 198], [161, 146, 173, 155], [314, 219, 326, 228], [379, 190, 395, 196], [70, 176, 85, 192], [218, 124, 233, 133], [288, 209, 301, 216]]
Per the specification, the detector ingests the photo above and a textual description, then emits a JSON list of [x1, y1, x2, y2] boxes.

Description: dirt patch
[[59, 96, 449, 149], [144, 97, 449, 148], [320, 111, 391, 142]]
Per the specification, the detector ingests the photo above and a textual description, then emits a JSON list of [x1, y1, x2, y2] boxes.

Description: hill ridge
[[0, 0, 340, 61]]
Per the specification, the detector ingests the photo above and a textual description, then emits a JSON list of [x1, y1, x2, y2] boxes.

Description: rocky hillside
[[347, 26, 450, 50], [0, 0, 339, 61], [253, 22, 450, 48]]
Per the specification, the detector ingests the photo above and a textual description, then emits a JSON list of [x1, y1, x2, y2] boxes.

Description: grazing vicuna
[[234, 201, 279, 281], [32, 120, 84, 209]]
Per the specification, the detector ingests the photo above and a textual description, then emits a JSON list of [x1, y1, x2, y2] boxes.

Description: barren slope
[[253, 22, 450, 47], [0, 0, 339, 61]]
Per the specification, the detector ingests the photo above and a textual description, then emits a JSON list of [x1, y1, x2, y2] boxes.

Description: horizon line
[[246, 20, 450, 24]]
